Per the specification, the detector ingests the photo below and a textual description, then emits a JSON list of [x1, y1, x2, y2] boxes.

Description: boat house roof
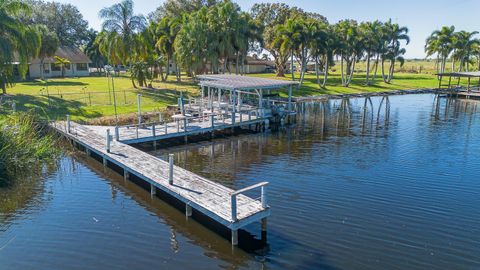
[[436, 71, 480, 78], [197, 74, 297, 91]]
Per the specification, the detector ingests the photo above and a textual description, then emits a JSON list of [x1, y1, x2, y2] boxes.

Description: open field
[[3, 69, 468, 121]]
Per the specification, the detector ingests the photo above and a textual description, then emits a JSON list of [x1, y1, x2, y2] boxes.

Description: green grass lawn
[[253, 72, 439, 96], [2, 71, 444, 121], [3, 75, 199, 121]]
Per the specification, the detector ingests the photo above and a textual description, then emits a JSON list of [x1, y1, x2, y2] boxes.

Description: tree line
[[5, 0, 479, 94], [425, 26, 480, 74], [93, 0, 411, 88]]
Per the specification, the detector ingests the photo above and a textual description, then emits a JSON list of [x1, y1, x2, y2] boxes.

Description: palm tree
[[425, 26, 455, 75], [37, 25, 59, 79], [360, 20, 383, 85], [334, 19, 359, 87], [84, 30, 107, 73], [451, 31, 479, 71], [54, 56, 70, 78], [98, 0, 146, 65], [381, 20, 409, 83], [154, 16, 181, 81], [275, 19, 302, 81], [0, 0, 40, 94]]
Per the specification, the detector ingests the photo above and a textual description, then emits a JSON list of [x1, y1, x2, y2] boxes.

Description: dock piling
[[150, 184, 156, 196], [106, 129, 111, 153], [169, 154, 174, 185], [186, 204, 192, 217], [115, 126, 119, 141], [261, 185, 267, 208], [231, 230, 238, 246]]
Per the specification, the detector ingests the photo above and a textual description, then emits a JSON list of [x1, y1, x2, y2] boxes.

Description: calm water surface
[[1, 94, 480, 269]]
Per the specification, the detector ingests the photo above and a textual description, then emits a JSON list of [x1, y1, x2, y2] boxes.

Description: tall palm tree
[[275, 19, 302, 81], [37, 25, 59, 79], [360, 20, 383, 85], [98, 0, 146, 65], [154, 16, 181, 81], [452, 31, 479, 71], [425, 26, 455, 75], [381, 20, 409, 83], [334, 19, 359, 87], [0, 0, 40, 94]]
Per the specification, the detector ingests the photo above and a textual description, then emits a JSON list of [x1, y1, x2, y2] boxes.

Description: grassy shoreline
[[0, 112, 60, 184], [3, 71, 454, 121]]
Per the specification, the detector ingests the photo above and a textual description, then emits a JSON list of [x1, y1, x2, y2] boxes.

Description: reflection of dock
[[51, 121, 270, 245], [448, 90, 480, 100]]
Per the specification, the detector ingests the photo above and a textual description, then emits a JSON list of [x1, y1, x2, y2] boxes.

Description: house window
[[64, 63, 71, 70], [43, 64, 50, 74], [51, 64, 61, 71], [77, 63, 88, 71]]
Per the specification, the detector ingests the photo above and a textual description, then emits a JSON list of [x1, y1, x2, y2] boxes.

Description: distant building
[[28, 46, 92, 78], [228, 55, 275, 74]]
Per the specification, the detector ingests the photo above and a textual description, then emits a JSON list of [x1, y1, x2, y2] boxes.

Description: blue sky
[[54, 0, 480, 58]]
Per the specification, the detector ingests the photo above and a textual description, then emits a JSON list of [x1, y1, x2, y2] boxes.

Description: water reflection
[[2, 94, 480, 270]]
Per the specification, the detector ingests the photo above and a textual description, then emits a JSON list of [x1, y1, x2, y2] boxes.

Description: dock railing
[[230, 181, 269, 222], [114, 108, 262, 141]]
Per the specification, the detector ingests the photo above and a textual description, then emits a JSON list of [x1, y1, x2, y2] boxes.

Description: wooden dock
[[51, 121, 270, 245], [90, 110, 267, 145]]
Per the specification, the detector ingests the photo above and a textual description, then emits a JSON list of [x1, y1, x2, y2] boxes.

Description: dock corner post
[[210, 114, 215, 128], [169, 154, 174, 185], [288, 85, 293, 112], [137, 94, 142, 125], [231, 194, 237, 222], [115, 126, 119, 141], [231, 229, 238, 246], [185, 203, 192, 217], [152, 123, 156, 137], [261, 185, 267, 209], [66, 114, 71, 133], [106, 129, 111, 153]]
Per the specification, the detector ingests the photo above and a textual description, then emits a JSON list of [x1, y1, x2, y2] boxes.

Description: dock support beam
[[231, 229, 238, 246], [124, 170, 129, 181], [186, 204, 192, 217], [169, 154, 174, 185]]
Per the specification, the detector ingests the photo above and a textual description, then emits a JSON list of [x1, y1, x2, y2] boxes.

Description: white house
[[28, 46, 91, 78]]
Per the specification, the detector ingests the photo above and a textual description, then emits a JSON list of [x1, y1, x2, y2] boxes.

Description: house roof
[[30, 46, 92, 64], [245, 56, 275, 66], [197, 74, 297, 90]]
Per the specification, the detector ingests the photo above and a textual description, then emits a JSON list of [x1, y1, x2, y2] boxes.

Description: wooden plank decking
[[51, 121, 270, 244]]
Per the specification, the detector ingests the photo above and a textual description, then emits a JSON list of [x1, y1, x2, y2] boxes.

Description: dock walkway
[[52, 121, 270, 245]]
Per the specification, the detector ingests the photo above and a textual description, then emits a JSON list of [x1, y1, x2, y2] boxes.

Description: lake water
[[1, 94, 480, 269]]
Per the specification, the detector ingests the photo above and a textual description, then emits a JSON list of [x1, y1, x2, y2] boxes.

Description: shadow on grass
[[5, 94, 102, 120], [21, 79, 89, 87]]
